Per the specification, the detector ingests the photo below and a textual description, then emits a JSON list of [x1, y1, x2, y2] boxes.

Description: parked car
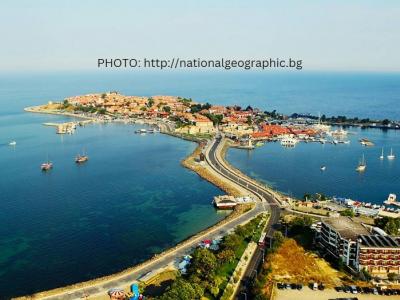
[[350, 285, 358, 294], [334, 286, 343, 292], [312, 282, 318, 291], [296, 284, 303, 290], [318, 283, 325, 291]]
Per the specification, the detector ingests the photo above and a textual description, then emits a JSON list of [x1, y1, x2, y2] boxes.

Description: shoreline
[[16, 107, 259, 300]]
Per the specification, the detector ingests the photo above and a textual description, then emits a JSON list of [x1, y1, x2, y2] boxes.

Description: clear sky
[[0, 0, 399, 72]]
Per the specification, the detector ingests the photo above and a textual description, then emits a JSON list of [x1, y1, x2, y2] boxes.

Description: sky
[[0, 0, 399, 72]]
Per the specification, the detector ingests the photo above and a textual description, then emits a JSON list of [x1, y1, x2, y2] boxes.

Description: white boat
[[9, 141, 16, 146], [379, 148, 384, 160], [280, 136, 298, 147], [387, 148, 395, 160], [331, 128, 348, 136], [320, 166, 326, 171], [313, 112, 331, 132], [356, 154, 366, 172]]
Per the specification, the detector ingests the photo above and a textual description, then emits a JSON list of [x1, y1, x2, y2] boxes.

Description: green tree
[[384, 219, 399, 235], [221, 233, 241, 251], [159, 278, 203, 300], [388, 272, 399, 282], [216, 249, 236, 264], [147, 97, 155, 108], [247, 115, 252, 126], [163, 106, 171, 113], [272, 231, 284, 250], [187, 248, 218, 282]]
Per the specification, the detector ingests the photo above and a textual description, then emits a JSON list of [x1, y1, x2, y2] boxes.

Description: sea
[[0, 70, 399, 298]]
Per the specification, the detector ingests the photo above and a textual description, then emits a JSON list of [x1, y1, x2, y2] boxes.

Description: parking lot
[[276, 286, 400, 300]]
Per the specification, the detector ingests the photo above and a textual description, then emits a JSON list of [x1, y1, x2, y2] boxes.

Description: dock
[[43, 120, 92, 134]]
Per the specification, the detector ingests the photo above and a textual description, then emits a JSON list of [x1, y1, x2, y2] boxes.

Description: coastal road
[[204, 136, 282, 300]]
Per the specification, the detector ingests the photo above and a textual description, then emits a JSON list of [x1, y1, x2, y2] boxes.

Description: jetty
[[43, 120, 92, 134]]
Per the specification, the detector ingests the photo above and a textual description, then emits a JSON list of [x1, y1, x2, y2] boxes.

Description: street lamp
[[241, 292, 247, 300]]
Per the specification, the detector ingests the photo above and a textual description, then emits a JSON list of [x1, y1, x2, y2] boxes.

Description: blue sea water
[[227, 127, 400, 203], [0, 71, 399, 298]]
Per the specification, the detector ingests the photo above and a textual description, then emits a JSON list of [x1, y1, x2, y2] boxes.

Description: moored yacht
[[41, 161, 53, 171], [9, 141, 16, 146], [387, 148, 395, 160], [75, 149, 89, 164], [379, 148, 384, 160], [356, 154, 366, 172]]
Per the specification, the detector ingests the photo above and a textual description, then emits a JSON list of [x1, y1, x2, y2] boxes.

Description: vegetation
[[374, 216, 400, 235], [190, 102, 211, 113], [147, 97, 155, 108], [303, 192, 328, 201], [340, 209, 355, 217], [204, 113, 224, 125], [285, 215, 314, 248], [156, 214, 267, 300]]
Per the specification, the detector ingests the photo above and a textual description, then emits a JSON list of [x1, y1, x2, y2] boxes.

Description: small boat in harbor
[[360, 138, 374, 146], [135, 129, 147, 134], [9, 141, 16, 146], [41, 161, 53, 171], [280, 136, 298, 147], [387, 148, 396, 160], [255, 141, 264, 147], [320, 166, 326, 171], [356, 154, 367, 172], [75, 149, 89, 164], [379, 148, 384, 160], [384, 193, 399, 207]]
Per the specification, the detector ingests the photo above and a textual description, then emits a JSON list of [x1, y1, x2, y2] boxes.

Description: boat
[[379, 148, 384, 160], [387, 148, 395, 160], [331, 128, 348, 136], [360, 138, 374, 146], [313, 112, 331, 132], [280, 136, 298, 147], [75, 149, 89, 164], [384, 194, 399, 207], [320, 166, 326, 171], [135, 129, 147, 134], [9, 141, 16, 146], [356, 154, 367, 172], [41, 161, 53, 171], [255, 141, 264, 147]]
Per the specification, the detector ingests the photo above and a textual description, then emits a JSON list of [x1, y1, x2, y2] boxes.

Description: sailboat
[[75, 149, 89, 164], [387, 148, 395, 160], [9, 141, 16, 146], [320, 166, 326, 171], [379, 148, 384, 160], [356, 154, 366, 172], [41, 154, 53, 171]]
